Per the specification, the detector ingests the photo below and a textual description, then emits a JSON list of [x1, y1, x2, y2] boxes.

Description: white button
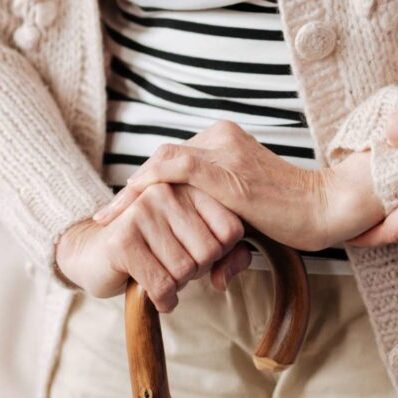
[[34, 2, 58, 29], [13, 23, 40, 50], [354, 0, 376, 18], [295, 22, 337, 62]]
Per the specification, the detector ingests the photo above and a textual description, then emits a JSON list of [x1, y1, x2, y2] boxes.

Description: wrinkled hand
[[94, 120, 384, 251], [56, 184, 250, 312], [349, 112, 398, 247]]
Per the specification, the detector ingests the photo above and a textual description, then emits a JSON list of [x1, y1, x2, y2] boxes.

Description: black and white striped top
[[101, 0, 350, 274]]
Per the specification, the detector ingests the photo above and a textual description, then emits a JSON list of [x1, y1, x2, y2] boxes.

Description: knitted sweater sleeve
[[327, 85, 398, 214], [0, 45, 113, 275]]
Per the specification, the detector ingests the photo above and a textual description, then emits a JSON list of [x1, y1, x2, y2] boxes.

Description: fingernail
[[93, 188, 126, 221], [93, 206, 109, 221]]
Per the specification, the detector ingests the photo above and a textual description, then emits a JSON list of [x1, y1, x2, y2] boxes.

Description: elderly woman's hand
[[56, 184, 250, 312], [95, 121, 385, 251]]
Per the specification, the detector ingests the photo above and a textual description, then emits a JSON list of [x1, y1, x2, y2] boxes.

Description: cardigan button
[[13, 23, 40, 50], [354, 0, 376, 18], [295, 22, 337, 61], [34, 2, 58, 29]]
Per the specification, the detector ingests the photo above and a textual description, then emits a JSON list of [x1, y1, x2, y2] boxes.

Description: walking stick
[[125, 224, 310, 398]]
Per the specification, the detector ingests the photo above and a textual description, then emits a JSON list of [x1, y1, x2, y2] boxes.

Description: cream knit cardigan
[[1, 0, 398, 397]]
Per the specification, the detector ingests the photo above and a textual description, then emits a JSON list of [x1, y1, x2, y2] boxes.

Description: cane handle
[[125, 225, 310, 397]]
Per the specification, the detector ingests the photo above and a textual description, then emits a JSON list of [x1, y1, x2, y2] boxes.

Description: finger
[[128, 144, 210, 184], [189, 187, 244, 254], [93, 185, 140, 225], [348, 208, 398, 247], [127, 155, 199, 189], [127, 156, 238, 213], [118, 213, 179, 313], [137, 203, 198, 288], [210, 242, 252, 291], [96, 145, 213, 224], [163, 186, 224, 279], [386, 111, 398, 147]]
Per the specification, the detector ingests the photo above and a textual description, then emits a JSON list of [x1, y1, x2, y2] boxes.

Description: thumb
[[386, 111, 398, 147]]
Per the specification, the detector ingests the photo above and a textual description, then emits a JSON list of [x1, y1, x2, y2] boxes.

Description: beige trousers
[[51, 270, 395, 398]]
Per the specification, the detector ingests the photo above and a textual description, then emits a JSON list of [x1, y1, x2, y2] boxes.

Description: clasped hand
[[57, 119, 396, 313], [96, 120, 385, 250]]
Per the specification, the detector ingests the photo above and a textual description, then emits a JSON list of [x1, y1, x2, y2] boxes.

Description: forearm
[[0, 44, 113, 274]]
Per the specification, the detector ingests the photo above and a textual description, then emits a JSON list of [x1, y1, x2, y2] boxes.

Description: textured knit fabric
[[278, 1, 398, 389], [1, 1, 398, 397], [103, 0, 350, 268], [0, 1, 114, 396]]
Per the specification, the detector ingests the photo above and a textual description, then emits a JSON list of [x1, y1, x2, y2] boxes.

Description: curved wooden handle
[[125, 226, 310, 397], [243, 224, 310, 372]]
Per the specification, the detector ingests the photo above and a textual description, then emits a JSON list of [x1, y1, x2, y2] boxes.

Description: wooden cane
[[125, 225, 310, 398]]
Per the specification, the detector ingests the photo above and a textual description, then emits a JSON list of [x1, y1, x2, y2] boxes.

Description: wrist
[[295, 167, 332, 250], [323, 151, 385, 245]]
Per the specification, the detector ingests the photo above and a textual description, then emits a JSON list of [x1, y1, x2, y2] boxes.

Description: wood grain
[[125, 225, 310, 397], [243, 224, 310, 372], [125, 281, 171, 398]]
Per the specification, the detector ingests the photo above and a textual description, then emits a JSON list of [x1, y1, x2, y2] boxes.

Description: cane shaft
[[125, 226, 310, 397], [125, 281, 170, 398]]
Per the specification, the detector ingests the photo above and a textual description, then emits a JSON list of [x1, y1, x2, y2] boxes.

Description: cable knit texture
[[279, 0, 398, 391], [0, 1, 113, 396], [328, 85, 398, 214], [2, 0, 398, 396], [0, 47, 113, 272]]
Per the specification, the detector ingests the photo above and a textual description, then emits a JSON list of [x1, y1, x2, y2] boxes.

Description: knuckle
[[145, 182, 174, 199], [218, 217, 244, 245], [197, 241, 223, 268], [150, 277, 177, 304], [213, 119, 240, 132], [172, 257, 197, 284], [180, 154, 197, 174], [212, 120, 241, 141], [155, 143, 178, 160]]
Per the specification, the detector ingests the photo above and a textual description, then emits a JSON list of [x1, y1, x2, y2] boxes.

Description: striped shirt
[[101, 0, 351, 274]]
